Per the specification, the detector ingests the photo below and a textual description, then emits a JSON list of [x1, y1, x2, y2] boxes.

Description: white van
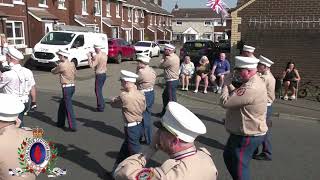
[[31, 31, 108, 67]]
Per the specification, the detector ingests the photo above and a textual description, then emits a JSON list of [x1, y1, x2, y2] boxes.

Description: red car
[[108, 38, 136, 63]]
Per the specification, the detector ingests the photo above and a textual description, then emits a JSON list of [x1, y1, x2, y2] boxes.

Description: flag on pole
[[206, 0, 229, 18]]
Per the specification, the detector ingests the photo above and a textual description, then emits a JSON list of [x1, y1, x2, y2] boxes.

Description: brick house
[[0, 0, 172, 52], [171, 6, 231, 43], [231, 0, 320, 87]]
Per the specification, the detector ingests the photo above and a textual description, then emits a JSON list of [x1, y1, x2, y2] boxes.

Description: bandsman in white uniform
[[158, 44, 180, 117], [136, 54, 156, 145], [253, 55, 275, 161], [110, 70, 146, 173], [0, 93, 35, 180], [88, 44, 108, 112], [220, 56, 268, 180], [241, 45, 256, 58], [0, 47, 37, 126], [114, 102, 218, 180]]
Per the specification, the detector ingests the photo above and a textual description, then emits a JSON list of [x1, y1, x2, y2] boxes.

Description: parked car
[[156, 40, 172, 53], [134, 41, 160, 57], [179, 40, 219, 66], [108, 38, 136, 64], [217, 39, 231, 52], [32, 31, 108, 68]]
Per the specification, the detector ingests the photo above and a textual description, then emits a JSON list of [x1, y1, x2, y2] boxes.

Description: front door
[[45, 23, 53, 34]]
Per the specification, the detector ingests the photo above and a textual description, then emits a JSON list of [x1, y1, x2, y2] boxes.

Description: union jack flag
[[206, 0, 229, 17]]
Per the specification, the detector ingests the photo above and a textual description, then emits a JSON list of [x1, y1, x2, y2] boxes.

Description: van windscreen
[[41, 32, 76, 45]]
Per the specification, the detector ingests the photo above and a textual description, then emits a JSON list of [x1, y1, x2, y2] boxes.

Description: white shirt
[[0, 64, 35, 103]]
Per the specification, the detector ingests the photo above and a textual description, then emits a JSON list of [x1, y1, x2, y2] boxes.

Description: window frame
[[134, 9, 139, 23], [116, 3, 120, 18], [106, 0, 111, 17], [57, 0, 66, 10], [204, 21, 212, 26], [38, 0, 48, 8], [82, 0, 88, 15], [6, 21, 25, 48], [94, 0, 101, 16], [128, 8, 132, 22]]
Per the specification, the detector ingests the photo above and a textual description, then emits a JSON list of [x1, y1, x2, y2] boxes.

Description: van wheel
[[71, 59, 78, 67], [116, 53, 122, 64]]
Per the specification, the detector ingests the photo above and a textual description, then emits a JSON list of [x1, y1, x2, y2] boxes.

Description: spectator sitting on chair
[[180, 56, 195, 91], [281, 61, 301, 100], [194, 56, 211, 94], [210, 53, 230, 94]]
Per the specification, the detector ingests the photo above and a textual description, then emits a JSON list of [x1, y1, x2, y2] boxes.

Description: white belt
[[267, 103, 272, 106], [166, 79, 178, 82], [253, 132, 267, 136], [141, 88, 153, 92], [125, 121, 141, 127], [62, 84, 75, 87]]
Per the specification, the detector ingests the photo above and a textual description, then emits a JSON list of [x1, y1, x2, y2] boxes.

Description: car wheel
[[116, 53, 122, 64], [71, 59, 78, 68]]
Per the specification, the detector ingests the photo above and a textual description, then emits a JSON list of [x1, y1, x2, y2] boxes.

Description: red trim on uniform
[[238, 136, 250, 180], [168, 81, 172, 101], [95, 76, 99, 107], [63, 87, 73, 129]]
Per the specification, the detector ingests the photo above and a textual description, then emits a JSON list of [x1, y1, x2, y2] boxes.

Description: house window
[[39, 0, 47, 7], [204, 21, 212, 26], [6, 21, 25, 47], [13, 0, 24, 4], [94, 0, 101, 16], [135, 9, 139, 23], [116, 3, 120, 18], [176, 21, 182, 26], [203, 33, 212, 40], [159, 17, 162, 26], [106, 0, 111, 17], [111, 27, 118, 38], [141, 11, 144, 18], [154, 15, 156, 25], [213, 19, 226, 26], [82, 0, 87, 14], [149, 16, 153, 25], [128, 8, 132, 22], [58, 0, 66, 9]]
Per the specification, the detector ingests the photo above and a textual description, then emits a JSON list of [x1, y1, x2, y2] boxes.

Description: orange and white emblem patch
[[236, 87, 246, 96], [136, 168, 154, 180]]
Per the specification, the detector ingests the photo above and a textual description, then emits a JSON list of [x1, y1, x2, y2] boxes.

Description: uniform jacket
[[260, 71, 276, 104], [0, 64, 35, 103], [159, 53, 180, 80], [88, 52, 108, 74], [112, 87, 146, 123], [114, 146, 218, 180], [220, 74, 268, 136], [51, 60, 76, 85], [0, 124, 35, 180], [136, 66, 156, 90]]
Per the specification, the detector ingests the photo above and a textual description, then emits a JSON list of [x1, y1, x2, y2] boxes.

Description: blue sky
[[162, 0, 238, 12]]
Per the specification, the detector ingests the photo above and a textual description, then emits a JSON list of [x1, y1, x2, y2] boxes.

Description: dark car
[[108, 38, 136, 64], [179, 40, 219, 66], [217, 39, 231, 52]]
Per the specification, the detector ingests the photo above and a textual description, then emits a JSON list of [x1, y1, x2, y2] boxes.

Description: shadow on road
[[28, 111, 56, 127], [195, 113, 224, 125], [77, 118, 125, 139], [51, 96, 97, 112], [55, 143, 111, 179], [196, 136, 225, 150]]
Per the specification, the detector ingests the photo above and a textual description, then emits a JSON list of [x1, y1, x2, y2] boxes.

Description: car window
[[135, 42, 151, 47], [108, 40, 114, 45], [122, 40, 129, 46], [183, 42, 208, 50], [72, 35, 84, 48]]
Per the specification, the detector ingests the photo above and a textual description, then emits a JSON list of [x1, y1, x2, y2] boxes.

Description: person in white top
[[0, 34, 9, 71], [179, 56, 195, 91], [0, 47, 37, 126]]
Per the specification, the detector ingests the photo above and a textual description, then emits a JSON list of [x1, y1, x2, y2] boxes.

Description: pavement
[[16, 56, 320, 180]]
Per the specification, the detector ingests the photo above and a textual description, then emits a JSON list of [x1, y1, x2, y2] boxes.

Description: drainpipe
[[25, 0, 31, 47], [100, 0, 103, 32]]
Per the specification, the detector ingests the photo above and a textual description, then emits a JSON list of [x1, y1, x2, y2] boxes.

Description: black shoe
[[253, 153, 272, 161], [96, 108, 104, 112], [69, 128, 77, 132], [153, 112, 164, 118]]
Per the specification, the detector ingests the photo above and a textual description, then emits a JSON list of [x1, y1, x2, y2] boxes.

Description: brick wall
[[232, 0, 320, 87]]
